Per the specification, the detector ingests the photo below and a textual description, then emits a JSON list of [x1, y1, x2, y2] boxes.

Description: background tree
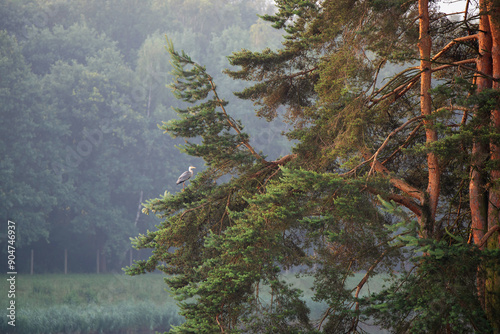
[[0, 0, 283, 273], [0, 30, 63, 247]]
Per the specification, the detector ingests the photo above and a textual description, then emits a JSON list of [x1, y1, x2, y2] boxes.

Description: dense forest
[[3, 0, 500, 333], [0, 0, 285, 274]]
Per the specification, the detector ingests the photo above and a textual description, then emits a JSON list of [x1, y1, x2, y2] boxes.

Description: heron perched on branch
[[176, 166, 196, 189]]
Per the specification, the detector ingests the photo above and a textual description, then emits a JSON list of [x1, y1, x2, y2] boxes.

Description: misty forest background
[[4, 0, 500, 333], [0, 0, 286, 274]]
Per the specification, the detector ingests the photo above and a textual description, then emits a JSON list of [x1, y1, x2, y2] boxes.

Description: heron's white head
[[189, 166, 196, 171]]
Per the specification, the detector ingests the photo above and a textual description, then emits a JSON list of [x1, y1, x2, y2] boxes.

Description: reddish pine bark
[[471, 1, 493, 251], [487, 0, 500, 250], [473, 1, 500, 330], [486, 2, 500, 331], [418, 0, 440, 238]]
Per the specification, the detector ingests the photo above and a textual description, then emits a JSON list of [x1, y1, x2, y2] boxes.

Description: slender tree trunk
[[471, 2, 500, 331], [418, 0, 440, 238], [488, 2, 500, 244], [486, 2, 500, 331], [147, 83, 152, 117], [472, 0, 493, 250], [134, 190, 143, 227], [472, 0, 494, 314], [101, 251, 107, 273]]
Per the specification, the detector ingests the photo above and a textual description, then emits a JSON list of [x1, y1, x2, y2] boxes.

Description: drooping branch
[[382, 122, 423, 165], [250, 153, 297, 179], [342, 116, 424, 177], [369, 68, 421, 104]]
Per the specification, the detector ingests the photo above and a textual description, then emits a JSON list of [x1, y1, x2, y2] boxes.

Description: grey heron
[[176, 166, 196, 189]]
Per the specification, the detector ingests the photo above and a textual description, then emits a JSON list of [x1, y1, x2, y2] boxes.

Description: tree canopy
[[128, 0, 500, 333], [0, 0, 282, 273]]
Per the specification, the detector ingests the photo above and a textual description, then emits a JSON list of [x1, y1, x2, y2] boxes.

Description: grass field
[[0, 273, 182, 334], [1, 273, 173, 308], [0, 272, 390, 333]]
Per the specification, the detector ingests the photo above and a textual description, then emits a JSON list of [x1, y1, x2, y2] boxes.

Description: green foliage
[[22, 23, 113, 75], [369, 197, 498, 333], [128, 0, 500, 332], [0, 30, 61, 246], [0, 0, 282, 273], [162, 38, 260, 170], [363, 244, 499, 333]]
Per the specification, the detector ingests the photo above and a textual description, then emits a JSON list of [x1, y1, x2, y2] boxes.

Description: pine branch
[[207, 75, 266, 163], [369, 68, 422, 105], [364, 186, 422, 217], [431, 34, 478, 62], [368, 115, 426, 176], [382, 122, 423, 165], [249, 153, 297, 179], [369, 33, 480, 108], [351, 244, 403, 323], [341, 116, 424, 177], [364, 152, 425, 204]]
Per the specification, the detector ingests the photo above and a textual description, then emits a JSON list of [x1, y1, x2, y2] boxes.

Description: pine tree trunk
[[472, 1, 492, 313], [486, 2, 500, 331], [488, 0, 500, 243], [472, 0, 492, 252], [473, 1, 500, 330], [418, 0, 439, 238]]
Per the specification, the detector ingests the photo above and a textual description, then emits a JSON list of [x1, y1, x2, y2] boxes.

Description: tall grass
[[0, 273, 182, 334], [1, 302, 183, 334], [0, 272, 391, 333], [0, 273, 172, 308]]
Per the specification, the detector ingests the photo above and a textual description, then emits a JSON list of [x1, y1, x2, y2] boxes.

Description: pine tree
[[126, 39, 300, 332], [128, 1, 500, 332]]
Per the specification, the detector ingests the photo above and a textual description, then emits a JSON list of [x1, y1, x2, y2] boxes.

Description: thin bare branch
[[208, 76, 266, 163], [382, 123, 423, 165], [368, 115, 426, 176], [350, 245, 403, 330], [431, 34, 478, 62]]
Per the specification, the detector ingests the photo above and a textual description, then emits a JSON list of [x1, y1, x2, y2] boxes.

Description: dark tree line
[[0, 0, 282, 273]]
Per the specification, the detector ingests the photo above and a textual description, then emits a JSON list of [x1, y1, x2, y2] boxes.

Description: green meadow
[[0, 273, 182, 334], [0, 272, 389, 333]]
